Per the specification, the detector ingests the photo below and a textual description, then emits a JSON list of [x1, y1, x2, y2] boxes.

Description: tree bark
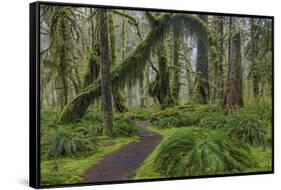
[[250, 18, 259, 97], [157, 39, 174, 108], [57, 14, 208, 124], [224, 32, 244, 109], [217, 17, 224, 99], [109, 11, 127, 112], [194, 15, 209, 104], [99, 9, 114, 135], [171, 24, 180, 103]]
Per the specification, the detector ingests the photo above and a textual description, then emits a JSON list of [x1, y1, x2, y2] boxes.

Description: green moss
[[57, 13, 209, 124], [41, 136, 139, 186], [248, 146, 272, 172]]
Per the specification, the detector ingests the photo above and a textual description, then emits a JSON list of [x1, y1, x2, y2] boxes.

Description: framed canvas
[[30, 1, 274, 188]]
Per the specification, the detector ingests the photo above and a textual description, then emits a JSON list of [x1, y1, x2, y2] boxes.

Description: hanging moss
[[83, 49, 100, 88], [109, 11, 128, 112], [57, 13, 209, 124]]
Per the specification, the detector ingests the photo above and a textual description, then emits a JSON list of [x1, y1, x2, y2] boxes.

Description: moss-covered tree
[[171, 23, 181, 103], [83, 9, 100, 88], [193, 15, 210, 104], [99, 9, 114, 135], [224, 32, 244, 109], [250, 18, 259, 97], [209, 16, 224, 100], [108, 11, 128, 112], [149, 38, 174, 108], [57, 13, 208, 124]]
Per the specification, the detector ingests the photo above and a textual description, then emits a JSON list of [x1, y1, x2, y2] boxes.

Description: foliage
[[122, 112, 146, 121], [45, 127, 97, 159], [199, 112, 227, 129], [153, 127, 257, 177], [75, 123, 103, 137], [240, 98, 272, 123], [57, 13, 209, 124], [114, 119, 139, 137], [134, 126, 178, 179], [224, 114, 268, 146], [152, 112, 200, 128], [151, 104, 220, 128], [41, 136, 138, 185]]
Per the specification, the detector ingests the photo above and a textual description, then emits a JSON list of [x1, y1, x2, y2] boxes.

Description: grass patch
[[41, 136, 139, 186]]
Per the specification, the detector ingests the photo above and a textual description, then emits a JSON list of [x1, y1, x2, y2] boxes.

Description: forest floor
[[83, 120, 163, 182]]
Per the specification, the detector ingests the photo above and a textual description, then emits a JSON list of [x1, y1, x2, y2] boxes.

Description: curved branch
[[112, 10, 143, 40], [57, 13, 209, 124]]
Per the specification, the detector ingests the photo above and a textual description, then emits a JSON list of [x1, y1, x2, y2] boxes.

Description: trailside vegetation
[[40, 5, 273, 185]]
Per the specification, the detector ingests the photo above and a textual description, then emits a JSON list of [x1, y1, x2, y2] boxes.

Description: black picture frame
[[30, 1, 274, 189]]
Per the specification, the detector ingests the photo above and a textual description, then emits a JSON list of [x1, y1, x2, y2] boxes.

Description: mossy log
[[58, 14, 209, 124]]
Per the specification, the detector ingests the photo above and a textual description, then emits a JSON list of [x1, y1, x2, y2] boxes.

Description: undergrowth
[[153, 127, 258, 177]]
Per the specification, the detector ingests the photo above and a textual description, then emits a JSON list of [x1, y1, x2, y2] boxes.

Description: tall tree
[[209, 16, 224, 100], [50, 8, 75, 110], [83, 8, 100, 88], [250, 18, 259, 97], [157, 39, 174, 108], [224, 31, 244, 109], [57, 13, 208, 124], [171, 24, 181, 103], [193, 15, 209, 104], [99, 9, 114, 135], [216, 17, 224, 99], [108, 12, 127, 112]]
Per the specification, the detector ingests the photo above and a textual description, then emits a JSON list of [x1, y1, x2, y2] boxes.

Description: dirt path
[[84, 120, 162, 182]]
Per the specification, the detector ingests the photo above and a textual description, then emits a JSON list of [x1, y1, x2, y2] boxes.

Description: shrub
[[153, 128, 257, 177], [242, 99, 272, 122], [72, 119, 103, 136], [75, 124, 103, 137], [123, 112, 145, 121], [46, 127, 97, 158], [199, 113, 226, 129], [41, 111, 59, 131], [152, 112, 200, 128], [114, 120, 139, 137], [84, 111, 103, 123], [224, 114, 268, 146]]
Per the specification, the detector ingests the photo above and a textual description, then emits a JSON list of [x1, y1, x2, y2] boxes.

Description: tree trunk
[[109, 11, 127, 112], [171, 24, 180, 103], [157, 39, 174, 108], [57, 14, 208, 124], [224, 32, 244, 109], [217, 17, 224, 99], [210, 16, 224, 100], [99, 9, 114, 136], [250, 18, 259, 97], [194, 15, 209, 104]]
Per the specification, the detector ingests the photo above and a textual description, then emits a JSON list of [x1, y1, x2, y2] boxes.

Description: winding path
[[84, 120, 163, 182]]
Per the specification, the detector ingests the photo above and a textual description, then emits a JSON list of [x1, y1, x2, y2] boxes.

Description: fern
[[46, 127, 97, 158], [153, 128, 257, 177], [199, 113, 226, 129], [75, 124, 103, 137], [152, 112, 200, 128], [224, 114, 268, 146], [114, 120, 139, 137]]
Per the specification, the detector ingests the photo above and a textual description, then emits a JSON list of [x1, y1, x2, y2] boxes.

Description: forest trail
[[84, 120, 163, 182]]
